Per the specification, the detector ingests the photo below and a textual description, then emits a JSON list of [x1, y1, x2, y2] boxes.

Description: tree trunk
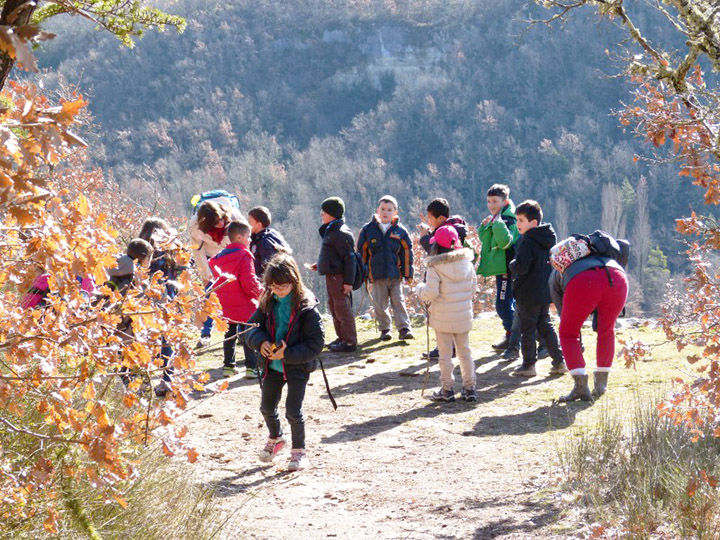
[[0, 0, 40, 91]]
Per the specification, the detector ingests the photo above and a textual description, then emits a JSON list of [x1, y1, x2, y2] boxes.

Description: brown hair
[[126, 238, 153, 263], [248, 206, 271, 228], [258, 254, 309, 314], [227, 220, 250, 241], [138, 217, 171, 247], [516, 199, 543, 223], [196, 201, 232, 233], [487, 184, 510, 200]]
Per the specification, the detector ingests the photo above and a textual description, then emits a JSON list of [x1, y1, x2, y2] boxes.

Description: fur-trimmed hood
[[426, 248, 474, 268]]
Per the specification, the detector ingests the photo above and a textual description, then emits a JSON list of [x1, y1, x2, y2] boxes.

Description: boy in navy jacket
[[357, 195, 414, 341]]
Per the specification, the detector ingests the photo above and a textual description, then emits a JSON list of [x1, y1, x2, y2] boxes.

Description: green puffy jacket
[[477, 200, 519, 277]]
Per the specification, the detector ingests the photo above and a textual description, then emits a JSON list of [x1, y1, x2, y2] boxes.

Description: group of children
[[23, 183, 627, 472]]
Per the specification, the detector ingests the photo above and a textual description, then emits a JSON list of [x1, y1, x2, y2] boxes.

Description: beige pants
[[435, 330, 476, 390]]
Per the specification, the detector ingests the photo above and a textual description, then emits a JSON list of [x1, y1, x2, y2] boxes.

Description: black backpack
[[351, 251, 367, 291], [574, 230, 630, 267]]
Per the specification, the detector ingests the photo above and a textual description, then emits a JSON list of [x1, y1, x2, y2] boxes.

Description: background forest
[[33, 0, 710, 313]]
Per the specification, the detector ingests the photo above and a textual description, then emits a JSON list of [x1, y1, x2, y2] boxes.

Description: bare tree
[[555, 196, 569, 239], [601, 182, 626, 238], [631, 175, 651, 284]]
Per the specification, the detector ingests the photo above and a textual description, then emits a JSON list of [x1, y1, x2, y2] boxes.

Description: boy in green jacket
[[477, 184, 520, 352]]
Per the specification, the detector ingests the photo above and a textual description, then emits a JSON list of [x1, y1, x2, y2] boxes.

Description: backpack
[[191, 190, 240, 214], [351, 251, 367, 291], [550, 230, 631, 274]]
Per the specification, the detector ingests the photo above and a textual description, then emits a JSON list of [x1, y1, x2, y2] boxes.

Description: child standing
[[509, 201, 567, 377], [477, 184, 520, 357], [357, 195, 414, 341], [416, 226, 477, 402], [209, 221, 264, 378], [310, 197, 357, 353], [107, 239, 153, 295], [245, 254, 325, 471], [248, 206, 292, 278]]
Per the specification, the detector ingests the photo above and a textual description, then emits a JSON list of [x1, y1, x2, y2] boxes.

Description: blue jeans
[[495, 274, 515, 333], [160, 340, 173, 382], [201, 281, 213, 338]]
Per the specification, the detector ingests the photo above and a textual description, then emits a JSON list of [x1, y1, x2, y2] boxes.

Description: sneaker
[[398, 328, 415, 340], [245, 367, 259, 379], [461, 386, 478, 402], [537, 346, 549, 360], [195, 336, 211, 350], [154, 380, 171, 398], [429, 388, 456, 402], [259, 437, 286, 463], [491, 334, 511, 351], [222, 366, 239, 378], [502, 347, 519, 361], [329, 342, 357, 353], [287, 449, 309, 471], [422, 347, 440, 359], [326, 338, 342, 349], [511, 364, 537, 377], [379, 330, 392, 342], [549, 361, 569, 375]]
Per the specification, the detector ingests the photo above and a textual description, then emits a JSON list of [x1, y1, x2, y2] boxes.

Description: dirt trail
[[181, 320, 628, 540]]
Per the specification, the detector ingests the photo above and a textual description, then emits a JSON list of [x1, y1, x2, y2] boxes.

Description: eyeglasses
[[269, 282, 292, 291]]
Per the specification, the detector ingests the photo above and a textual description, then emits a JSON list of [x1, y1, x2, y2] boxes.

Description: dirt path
[[182, 319, 669, 540]]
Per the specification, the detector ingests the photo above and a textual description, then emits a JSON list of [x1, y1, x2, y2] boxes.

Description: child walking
[[209, 221, 264, 378], [508, 200, 567, 377], [245, 254, 325, 471], [416, 225, 478, 402], [357, 195, 414, 341]]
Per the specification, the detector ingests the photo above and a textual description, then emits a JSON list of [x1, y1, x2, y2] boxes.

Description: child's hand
[[405, 278, 414, 287], [416, 222, 430, 235], [481, 216, 492, 226], [342, 284, 353, 295], [260, 341, 273, 357], [269, 340, 287, 360], [306, 262, 318, 272]]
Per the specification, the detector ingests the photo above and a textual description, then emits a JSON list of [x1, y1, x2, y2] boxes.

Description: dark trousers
[[160, 339, 173, 382], [326, 274, 357, 346], [495, 274, 515, 333], [260, 368, 309, 449], [223, 323, 258, 369], [516, 302, 563, 366]]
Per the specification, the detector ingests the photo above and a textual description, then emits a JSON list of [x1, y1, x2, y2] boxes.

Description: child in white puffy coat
[[415, 225, 477, 402]]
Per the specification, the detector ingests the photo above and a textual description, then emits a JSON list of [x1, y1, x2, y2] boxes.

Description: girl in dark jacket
[[245, 254, 325, 471]]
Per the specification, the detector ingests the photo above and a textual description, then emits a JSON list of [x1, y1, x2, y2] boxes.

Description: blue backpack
[[191, 190, 240, 214]]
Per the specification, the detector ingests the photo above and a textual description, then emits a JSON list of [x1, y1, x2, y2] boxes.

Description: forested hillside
[[35, 0, 706, 311]]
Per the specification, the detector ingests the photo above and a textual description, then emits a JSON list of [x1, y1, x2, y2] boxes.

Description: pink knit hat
[[430, 225, 461, 249]]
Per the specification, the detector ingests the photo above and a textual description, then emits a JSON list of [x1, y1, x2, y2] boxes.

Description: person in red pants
[[556, 256, 628, 401]]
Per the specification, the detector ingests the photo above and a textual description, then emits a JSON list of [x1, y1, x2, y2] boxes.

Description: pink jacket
[[209, 243, 264, 322]]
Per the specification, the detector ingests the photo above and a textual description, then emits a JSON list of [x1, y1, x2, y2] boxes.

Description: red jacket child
[[209, 243, 264, 322]]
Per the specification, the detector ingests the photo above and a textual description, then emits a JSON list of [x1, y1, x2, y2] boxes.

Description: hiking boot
[[154, 380, 171, 398], [195, 336, 211, 350], [398, 328, 414, 340], [245, 367, 258, 379], [379, 330, 392, 341], [422, 347, 440, 359], [537, 346, 549, 360], [593, 371, 609, 398], [549, 361, 569, 375], [259, 437, 286, 463], [502, 347, 519, 361], [287, 449, 309, 472], [511, 363, 537, 377], [461, 386, 478, 402], [222, 366, 239, 378], [492, 334, 511, 351], [558, 374, 593, 402], [429, 388, 456, 402], [330, 342, 357, 353]]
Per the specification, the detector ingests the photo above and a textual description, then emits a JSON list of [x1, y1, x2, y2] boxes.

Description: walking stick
[[421, 303, 431, 397]]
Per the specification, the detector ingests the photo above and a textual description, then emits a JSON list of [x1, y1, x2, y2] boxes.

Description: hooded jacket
[[357, 215, 413, 282], [477, 200, 519, 277], [416, 248, 476, 334], [209, 243, 263, 322], [510, 223, 557, 305], [245, 293, 325, 377], [317, 218, 356, 285], [250, 227, 292, 277], [419, 215, 469, 254]]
